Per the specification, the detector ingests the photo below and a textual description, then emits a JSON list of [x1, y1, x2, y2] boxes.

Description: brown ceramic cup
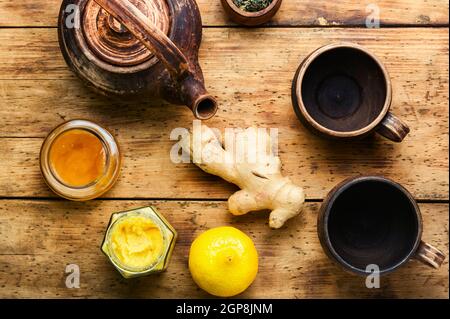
[[318, 176, 446, 276], [221, 0, 282, 26], [292, 43, 410, 142]]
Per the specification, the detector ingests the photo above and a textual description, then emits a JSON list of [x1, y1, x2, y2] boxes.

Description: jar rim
[[40, 119, 121, 201]]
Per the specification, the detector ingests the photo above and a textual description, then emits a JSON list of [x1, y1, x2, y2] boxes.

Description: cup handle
[[376, 112, 410, 142], [413, 241, 446, 269]]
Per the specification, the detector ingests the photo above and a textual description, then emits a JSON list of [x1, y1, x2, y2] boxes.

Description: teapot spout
[[178, 75, 218, 120]]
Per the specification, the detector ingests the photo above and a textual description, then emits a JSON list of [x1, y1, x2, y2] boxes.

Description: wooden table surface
[[0, 0, 448, 299]]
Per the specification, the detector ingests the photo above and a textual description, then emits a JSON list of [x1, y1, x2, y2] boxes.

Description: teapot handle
[[94, 0, 192, 80]]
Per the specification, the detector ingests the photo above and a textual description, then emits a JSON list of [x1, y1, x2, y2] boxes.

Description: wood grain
[[0, 0, 448, 27], [0, 0, 448, 300], [0, 28, 448, 200], [0, 200, 447, 298]]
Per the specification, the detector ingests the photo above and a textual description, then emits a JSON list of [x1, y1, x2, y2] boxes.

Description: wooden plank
[[0, 28, 448, 200], [0, 200, 447, 298], [0, 0, 448, 27]]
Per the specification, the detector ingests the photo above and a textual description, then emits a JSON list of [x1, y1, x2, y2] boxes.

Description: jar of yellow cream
[[101, 206, 177, 278], [40, 120, 121, 201]]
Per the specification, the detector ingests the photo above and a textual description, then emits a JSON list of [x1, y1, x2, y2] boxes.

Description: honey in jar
[[49, 129, 107, 187], [40, 120, 121, 201]]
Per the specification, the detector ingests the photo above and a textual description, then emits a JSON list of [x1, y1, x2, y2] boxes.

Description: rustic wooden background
[[0, 0, 448, 298]]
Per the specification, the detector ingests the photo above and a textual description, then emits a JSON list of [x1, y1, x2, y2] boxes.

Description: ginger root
[[181, 124, 305, 229]]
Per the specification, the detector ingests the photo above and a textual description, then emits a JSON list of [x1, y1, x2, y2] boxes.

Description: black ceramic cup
[[318, 176, 445, 275]]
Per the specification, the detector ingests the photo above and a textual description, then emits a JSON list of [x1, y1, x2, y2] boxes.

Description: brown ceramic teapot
[[58, 0, 218, 119]]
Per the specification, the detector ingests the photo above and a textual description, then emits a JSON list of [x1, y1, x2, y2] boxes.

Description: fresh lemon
[[189, 226, 258, 297]]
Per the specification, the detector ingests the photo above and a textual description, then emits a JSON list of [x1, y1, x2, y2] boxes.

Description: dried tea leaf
[[233, 0, 274, 12]]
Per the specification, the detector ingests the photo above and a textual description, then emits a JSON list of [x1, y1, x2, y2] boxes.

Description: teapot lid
[[82, 0, 170, 67]]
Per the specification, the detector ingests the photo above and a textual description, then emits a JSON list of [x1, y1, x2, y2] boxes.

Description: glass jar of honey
[[101, 206, 177, 278], [40, 120, 121, 201]]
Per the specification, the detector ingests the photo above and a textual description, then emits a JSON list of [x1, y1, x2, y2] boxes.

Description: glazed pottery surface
[[59, 0, 218, 119], [318, 176, 446, 276], [292, 43, 410, 142], [221, 0, 283, 26]]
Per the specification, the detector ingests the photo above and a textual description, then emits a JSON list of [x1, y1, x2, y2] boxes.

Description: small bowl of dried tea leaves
[[221, 0, 282, 26]]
